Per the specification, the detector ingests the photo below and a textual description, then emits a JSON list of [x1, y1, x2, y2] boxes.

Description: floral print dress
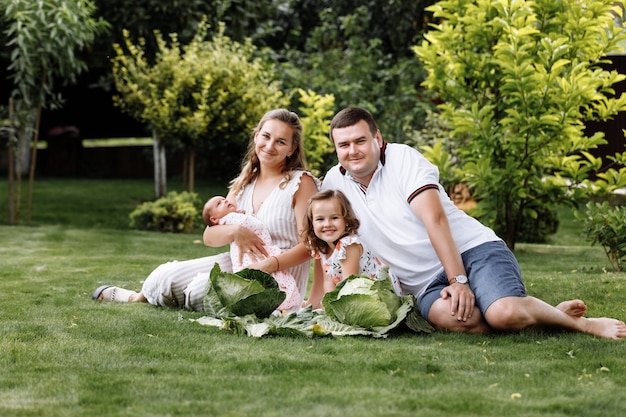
[[320, 234, 383, 285]]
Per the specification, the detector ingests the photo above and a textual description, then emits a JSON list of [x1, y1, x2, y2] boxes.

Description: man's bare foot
[[583, 317, 626, 339], [556, 299, 587, 318]]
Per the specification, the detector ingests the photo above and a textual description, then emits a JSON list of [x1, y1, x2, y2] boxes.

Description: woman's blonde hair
[[301, 189, 360, 256], [229, 109, 307, 196]]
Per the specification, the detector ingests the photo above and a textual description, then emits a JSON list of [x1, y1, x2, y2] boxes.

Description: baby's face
[[204, 196, 237, 224]]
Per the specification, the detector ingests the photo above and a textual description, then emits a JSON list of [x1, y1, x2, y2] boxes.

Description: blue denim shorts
[[417, 240, 527, 319]]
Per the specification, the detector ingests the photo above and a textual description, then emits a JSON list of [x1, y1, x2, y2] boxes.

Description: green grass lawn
[[1, 178, 625, 417]]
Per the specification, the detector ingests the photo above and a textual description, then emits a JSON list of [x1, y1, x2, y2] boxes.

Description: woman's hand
[[248, 256, 275, 274], [234, 225, 268, 264]]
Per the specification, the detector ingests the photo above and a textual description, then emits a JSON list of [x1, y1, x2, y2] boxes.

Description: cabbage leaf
[[203, 263, 285, 319], [195, 269, 433, 338], [323, 276, 404, 329]]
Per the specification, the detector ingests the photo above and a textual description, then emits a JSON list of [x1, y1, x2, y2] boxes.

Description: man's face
[[331, 120, 382, 185]]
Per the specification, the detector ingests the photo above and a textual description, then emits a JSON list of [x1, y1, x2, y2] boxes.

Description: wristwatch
[[451, 274, 469, 285]]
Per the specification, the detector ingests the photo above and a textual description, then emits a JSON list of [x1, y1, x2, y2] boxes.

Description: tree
[[111, 19, 287, 197], [0, 1, 438, 184], [2, 0, 109, 224], [414, 0, 626, 249], [0, 101, 18, 224], [296, 88, 336, 178], [80, 0, 281, 90], [280, 2, 437, 144]]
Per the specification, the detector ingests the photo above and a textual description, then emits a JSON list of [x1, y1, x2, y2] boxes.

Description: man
[[322, 107, 626, 339]]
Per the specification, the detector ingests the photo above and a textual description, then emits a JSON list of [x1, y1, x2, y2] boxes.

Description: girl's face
[[310, 198, 347, 247], [254, 119, 296, 169]]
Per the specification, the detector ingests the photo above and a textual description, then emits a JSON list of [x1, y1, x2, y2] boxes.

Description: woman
[[93, 109, 319, 311]]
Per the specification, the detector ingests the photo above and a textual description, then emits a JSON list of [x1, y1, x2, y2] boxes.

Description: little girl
[[301, 189, 386, 308]]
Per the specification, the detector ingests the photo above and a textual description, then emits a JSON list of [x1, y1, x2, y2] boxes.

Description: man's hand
[[440, 283, 475, 322]]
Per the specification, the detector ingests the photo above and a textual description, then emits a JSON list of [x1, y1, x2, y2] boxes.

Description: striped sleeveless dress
[[236, 170, 315, 298]]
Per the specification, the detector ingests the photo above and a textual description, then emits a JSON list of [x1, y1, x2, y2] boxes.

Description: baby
[[202, 196, 302, 312]]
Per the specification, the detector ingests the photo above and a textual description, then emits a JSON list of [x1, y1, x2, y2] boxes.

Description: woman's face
[[254, 119, 296, 169]]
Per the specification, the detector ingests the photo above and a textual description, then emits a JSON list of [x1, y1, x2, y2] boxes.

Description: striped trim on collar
[[339, 141, 388, 175]]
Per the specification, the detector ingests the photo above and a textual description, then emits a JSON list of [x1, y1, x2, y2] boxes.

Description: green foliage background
[[415, 0, 626, 248], [2, 0, 626, 250]]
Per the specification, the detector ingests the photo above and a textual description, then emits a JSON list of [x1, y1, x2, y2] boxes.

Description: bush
[[414, 0, 626, 250], [575, 201, 626, 272], [410, 114, 559, 244], [129, 191, 202, 233], [514, 206, 560, 244]]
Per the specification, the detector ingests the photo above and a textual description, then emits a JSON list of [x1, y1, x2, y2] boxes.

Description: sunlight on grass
[[82, 137, 152, 147]]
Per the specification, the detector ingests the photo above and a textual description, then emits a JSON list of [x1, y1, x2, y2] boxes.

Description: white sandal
[[92, 285, 137, 302]]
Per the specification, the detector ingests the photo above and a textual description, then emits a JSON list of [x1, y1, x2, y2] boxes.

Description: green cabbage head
[[203, 263, 286, 318], [322, 276, 404, 329]]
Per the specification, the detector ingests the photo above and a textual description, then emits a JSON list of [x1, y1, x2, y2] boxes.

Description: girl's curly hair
[[301, 189, 360, 256]]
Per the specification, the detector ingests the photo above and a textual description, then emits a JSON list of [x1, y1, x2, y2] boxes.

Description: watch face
[[455, 275, 468, 284]]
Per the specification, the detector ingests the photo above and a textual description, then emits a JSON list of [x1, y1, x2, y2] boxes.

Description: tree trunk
[[13, 120, 32, 225], [26, 104, 42, 225], [12, 107, 38, 225], [504, 197, 516, 251], [187, 147, 195, 193], [7, 146, 16, 224], [153, 131, 167, 198], [182, 153, 189, 190], [7, 98, 16, 225]]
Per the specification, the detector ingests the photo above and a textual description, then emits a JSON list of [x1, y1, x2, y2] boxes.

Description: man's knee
[[484, 297, 532, 331], [428, 299, 490, 333]]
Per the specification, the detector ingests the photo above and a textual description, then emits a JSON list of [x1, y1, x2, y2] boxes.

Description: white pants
[[141, 252, 233, 311]]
